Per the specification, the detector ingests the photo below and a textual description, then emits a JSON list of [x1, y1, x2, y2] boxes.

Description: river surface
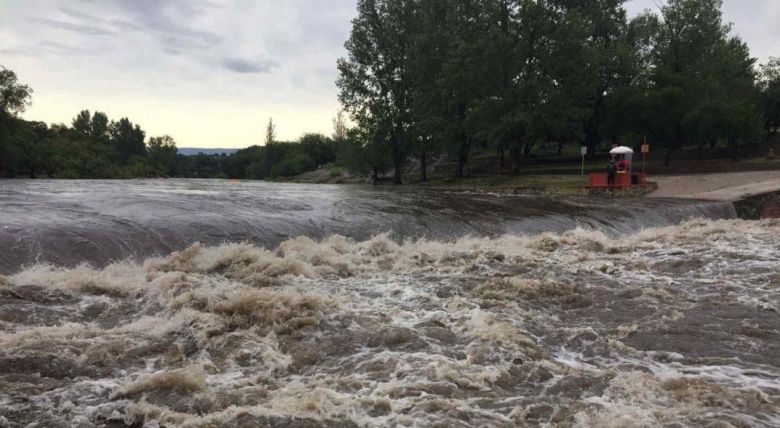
[[0, 179, 778, 427]]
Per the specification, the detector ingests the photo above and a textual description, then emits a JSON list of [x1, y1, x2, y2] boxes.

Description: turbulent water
[[1, 180, 778, 427]]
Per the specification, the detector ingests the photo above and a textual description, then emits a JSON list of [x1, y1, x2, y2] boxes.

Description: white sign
[[580, 147, 588, 156]]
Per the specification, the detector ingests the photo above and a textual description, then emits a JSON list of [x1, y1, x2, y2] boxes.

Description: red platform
[[588, 172, 647, 188]]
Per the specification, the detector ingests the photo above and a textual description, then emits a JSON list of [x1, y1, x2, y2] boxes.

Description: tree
[[644, 0, 759, 165], [0, 67, 34, 176], [759, 58, 780, 142], [415, 0, 491, 178], [265, 117, 276, 145], [147, 135, 178, 176], [72, 110, 92, 136], [483, 0, 574, 173], [338, 0, 416, 184], [299, 133, 335, 168], [0, 67, 33, 119], [332, 109, 349, 142], [551, 0, 636, 158], [91, 111, 109, 143], [109, 118, 146, 165]]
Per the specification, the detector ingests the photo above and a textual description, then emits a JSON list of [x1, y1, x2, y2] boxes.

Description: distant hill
[[178, 148, 239, 156]]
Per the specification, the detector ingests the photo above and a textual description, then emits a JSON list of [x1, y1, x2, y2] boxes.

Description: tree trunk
[[456, 136, 470, 179], [510, 142, 523, 175], [557, 140, 563, 156], [584, 120, 600, 160], [372, 168, 379, 185], [729, 136, 739, 162], [419, 152, 427, 182], [697, 142, 705, 164], [393, 158, 403, 185]]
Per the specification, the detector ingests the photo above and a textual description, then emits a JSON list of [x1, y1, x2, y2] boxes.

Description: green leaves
[[0, 67, 32, 119]]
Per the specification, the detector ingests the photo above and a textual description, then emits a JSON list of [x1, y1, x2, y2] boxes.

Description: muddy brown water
[[0, 180, 778, 427]]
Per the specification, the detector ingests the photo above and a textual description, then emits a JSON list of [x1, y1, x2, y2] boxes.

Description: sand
[[649, 170, 780, 201]]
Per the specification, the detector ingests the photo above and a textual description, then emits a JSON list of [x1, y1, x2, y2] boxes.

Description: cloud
[[113, 0, 223, 49], [222, 57, 279, 74], [28, 17, 115, 36]]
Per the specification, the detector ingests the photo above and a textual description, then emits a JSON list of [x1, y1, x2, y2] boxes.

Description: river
[[0, 179, 777, 427]]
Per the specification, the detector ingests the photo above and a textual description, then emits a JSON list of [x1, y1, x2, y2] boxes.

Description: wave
[[1, 218, 779, 427], [0, 179, 738, 274]]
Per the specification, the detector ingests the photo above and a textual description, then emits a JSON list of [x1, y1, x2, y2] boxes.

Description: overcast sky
[[1, 0, 778, 148]]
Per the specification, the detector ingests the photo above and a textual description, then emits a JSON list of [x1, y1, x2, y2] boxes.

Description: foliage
[[265, 117, 276, 145], [759, 58, 780, 141], [2, 0, 777, 181], [337, 0, 771, 176]]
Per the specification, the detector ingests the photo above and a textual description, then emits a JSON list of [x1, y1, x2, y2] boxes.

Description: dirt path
[[649, 170, 780, 201]]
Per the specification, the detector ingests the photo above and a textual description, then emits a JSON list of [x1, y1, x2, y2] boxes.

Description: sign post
[[580, 146, 587, 176], [641, 139, 650, 177]]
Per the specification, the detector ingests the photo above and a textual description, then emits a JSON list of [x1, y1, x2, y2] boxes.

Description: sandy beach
[[650, 170, 780, 201]]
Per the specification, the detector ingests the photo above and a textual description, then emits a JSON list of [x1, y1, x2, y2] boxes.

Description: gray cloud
[[58, 6, 102, 23], [28, 17, 115, 36], [222, 57, 279, 74], [113, 0, 223, 49]]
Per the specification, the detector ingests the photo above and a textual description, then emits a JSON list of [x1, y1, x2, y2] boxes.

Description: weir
[[0, 180, 736, 274]]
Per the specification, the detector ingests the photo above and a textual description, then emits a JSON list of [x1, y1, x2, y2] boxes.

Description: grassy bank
[[417, 175, 589, 195]]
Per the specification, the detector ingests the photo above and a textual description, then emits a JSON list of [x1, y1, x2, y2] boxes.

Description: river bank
[[292, 165, 780, 202]]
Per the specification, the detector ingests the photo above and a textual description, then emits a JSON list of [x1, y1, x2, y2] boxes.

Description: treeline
[[0, 69, 347, 179], [0, 109, 178, 178], [3, 0, 780, 182], [337, 0, 780, 183], [0, 104, 342, 179], [0, 65, 366, 179]]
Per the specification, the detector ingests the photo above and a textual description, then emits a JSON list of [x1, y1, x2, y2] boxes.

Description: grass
[[418, 174, 588, 194]]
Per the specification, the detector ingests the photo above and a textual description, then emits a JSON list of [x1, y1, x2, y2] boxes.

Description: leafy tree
[[332, 109, 349, 142], [338, 0, 416, 184], [551, 0, 636, 158], [299, 133, 336, 168], [644, 0, 760, 164], [491, 0, 572, 173], [0, 67, 33, 118], [0, 67, 34, 176], [759, 58, 780, 142], [265, 117, 276, 145], [109, 118, 146, 165], [417, 0, 491, 178], [147, 135, 178, 176], [72, 110, 92, 136], [91, 111, 110, 143]]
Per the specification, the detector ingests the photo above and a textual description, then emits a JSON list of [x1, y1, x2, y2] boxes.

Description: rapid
[[0, 180, 778, 427]]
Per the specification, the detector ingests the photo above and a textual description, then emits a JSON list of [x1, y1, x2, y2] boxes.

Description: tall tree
[[265, 117, 276, 145], [551, 0, 635, 158], [645, 0, 759, 164], [489, 0, 572, 173], [109, 118, 146, 165], [147, 135, 178, 176], [759, 58, 780, 142], [0, 67, 34, 176], [0, 67, 32, 119], [72, 110, 92, 136], [332, 109, 349, 142], [417, 0, 489, 178], [408, 0, 449, 180], [338, 0, 416, 184], [91, 111, 109, 143]]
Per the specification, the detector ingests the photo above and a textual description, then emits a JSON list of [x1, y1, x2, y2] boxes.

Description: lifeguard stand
[[588, 146, 648, 188]]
